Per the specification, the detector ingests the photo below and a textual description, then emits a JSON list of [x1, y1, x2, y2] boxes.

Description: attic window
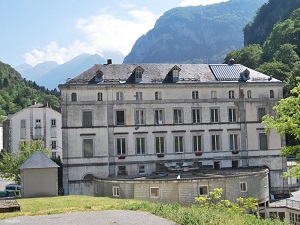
[[171, 66, 181, 82], [134, 67, 144, 83], [94, 70, 103, 82]]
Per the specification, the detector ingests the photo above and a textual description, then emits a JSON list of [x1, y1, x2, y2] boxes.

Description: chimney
[[107, 59, 112, 65]]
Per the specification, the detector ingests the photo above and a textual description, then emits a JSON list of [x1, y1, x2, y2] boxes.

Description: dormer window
[[172, 66, 181, 82], [134, 67, 144, 83], [94, 70, 103, 82]]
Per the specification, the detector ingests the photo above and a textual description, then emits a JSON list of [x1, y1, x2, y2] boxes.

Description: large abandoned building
[[59, 61, 287, 204]]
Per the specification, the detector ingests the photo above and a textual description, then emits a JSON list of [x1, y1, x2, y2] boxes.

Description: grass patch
[[0, 196, 289, 225]]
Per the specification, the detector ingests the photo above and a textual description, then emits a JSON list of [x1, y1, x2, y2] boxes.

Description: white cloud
[[180, 0, 228, 6], [24, 9, 158, 66]]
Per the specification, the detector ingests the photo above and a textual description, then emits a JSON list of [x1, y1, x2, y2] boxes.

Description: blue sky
[[0, 0, 227, 67]]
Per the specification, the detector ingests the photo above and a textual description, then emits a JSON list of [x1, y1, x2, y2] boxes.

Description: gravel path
[[0, 210, 178, 225]]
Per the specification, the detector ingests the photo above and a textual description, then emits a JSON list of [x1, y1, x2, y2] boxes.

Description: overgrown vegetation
[[0, 140, 49, 184], [0, 195, 288, 224], [0, 61, 60, 117]]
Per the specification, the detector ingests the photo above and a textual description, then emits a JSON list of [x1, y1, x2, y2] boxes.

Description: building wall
[[0, 125, 3, 151], [2, 104, 62, 158], [94, 169, 269, 205], [60, 75, 285, 195], [20, 168, 58, 198]]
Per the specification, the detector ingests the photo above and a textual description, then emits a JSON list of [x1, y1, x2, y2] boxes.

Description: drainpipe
[[106, 85, 110, 177]]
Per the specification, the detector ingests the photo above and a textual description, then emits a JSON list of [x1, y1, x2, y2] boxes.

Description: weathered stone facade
[[59, 62, 287, 197]]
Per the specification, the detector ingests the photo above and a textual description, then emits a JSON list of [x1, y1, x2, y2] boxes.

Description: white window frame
[[135, 92, 143, 100], [193, 135, 202, 152], [240, 182, 247, 192], [192, 91, 199, 99], [211, 134, 221, 151], [210, 108, 219, 123], [138, 165, 146, 174], [211, 90, 217, 99], [155, 91, 162, 100], [155, 136, 165, 154], [98, 92, 103, 101], [154, 109, 164, 125], [192, 108, 201, 124], [51, 119, 56, 127], [116, 137, 126, 155], [135, 109, 145, 125], [199, 185, 208, 196], [83, 138, 94, 158], [35, 119, 41, 127], [51, 140, 57, 149], [174, 135, 184, 153], [229, 90, 235, 99], [247, 90, 252, 98], [136, 137, 146, 155], [228, 107, 237, 123], [229, 134, 239, 150], [116, 92, 124, 100], [113, 186, 120, 197], [174, 108, 183, 124], [150, 187, 160, 198]]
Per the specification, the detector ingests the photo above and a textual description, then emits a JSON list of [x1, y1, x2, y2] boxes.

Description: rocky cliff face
[[123, 0, 267, 64]]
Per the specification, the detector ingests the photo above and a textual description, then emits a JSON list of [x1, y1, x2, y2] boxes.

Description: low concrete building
[[19, 150, 59, 198], [94, 167, 270, 205]]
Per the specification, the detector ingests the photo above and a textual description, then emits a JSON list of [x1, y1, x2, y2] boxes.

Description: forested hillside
[[225, 8, 300, 96], [0, 61, 60, 117], [244, 0, 300, 46]]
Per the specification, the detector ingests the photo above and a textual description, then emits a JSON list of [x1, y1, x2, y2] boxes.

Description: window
[[116, 110, 125, 125], [113, 186, 120, 197], [51, 152, 57, 158], [135, 92, 143, 100], [229, 134, 239, 150], [135, 68, 143, 82], [83, 139, 93, 158], [259, 133, 268, 150], [136, 137, 146, 155], [173, 67, 179, 79], [135, 109, 145, 125], [138, 165, 145, 174], [71, 93, 77, 102], [116, 138, 126, 155], [35, 119, 41, 127], [98, 92, 103, 101], [82, 111, 93, 127], [20, 119, 26, 129], [174, 136, 184, 153], [192, 91, 199, 99], [240, 182, 247, 192], [193, 135, 202, 152], [210, 108, 219, 123], [155, 91, 162, 100], [199, 186, 208, 196], [155, 136, 165, 154], [211, 134, 220, 151], [211, 90, 217, 99], [192, 108, 201, 123], [154, 109, 164, 125], [150, 187, 159, 198], [228, 108, 236, 123], [51, 119, 56, 127], [118, 166, 127, 176], [247, 90, 252, 98], [174, 109, 183, 124], [51, 140, 57, 149], [229, 90, 235, 99], [257, 107, 266, 122], [232, 160, 239, 168], [270, 90, 274, 98], [116, 92, 124, 100], [214, 161, 221, 169]]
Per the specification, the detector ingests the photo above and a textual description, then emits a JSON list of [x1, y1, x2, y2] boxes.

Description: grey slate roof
[[19, 151, 59, 169], [61, 63, 282, 86]]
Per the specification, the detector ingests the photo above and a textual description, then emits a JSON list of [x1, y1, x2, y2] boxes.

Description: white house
[[3, 102, 62, 158], [59, 61, 287, 197]]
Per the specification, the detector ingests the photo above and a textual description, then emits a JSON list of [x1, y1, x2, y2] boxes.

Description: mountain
[[244, 0, 300, 46], [0, 61, 60, 116], [16, 61, 59, 81], [14, 64, 32, 74], [16, 54, 106, 90], [123, 0, 267, 64]]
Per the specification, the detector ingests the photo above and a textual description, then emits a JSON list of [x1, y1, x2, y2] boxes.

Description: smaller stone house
[[19, 150, 59, 198]]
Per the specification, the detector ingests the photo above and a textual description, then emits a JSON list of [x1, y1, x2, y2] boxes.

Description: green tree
[[0, 140, 49, 184], [263, 83, 300, 178]]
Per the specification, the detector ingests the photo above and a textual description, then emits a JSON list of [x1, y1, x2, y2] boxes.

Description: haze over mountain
[[15, 54, 106, 90], [123, 0, 267, 64]]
